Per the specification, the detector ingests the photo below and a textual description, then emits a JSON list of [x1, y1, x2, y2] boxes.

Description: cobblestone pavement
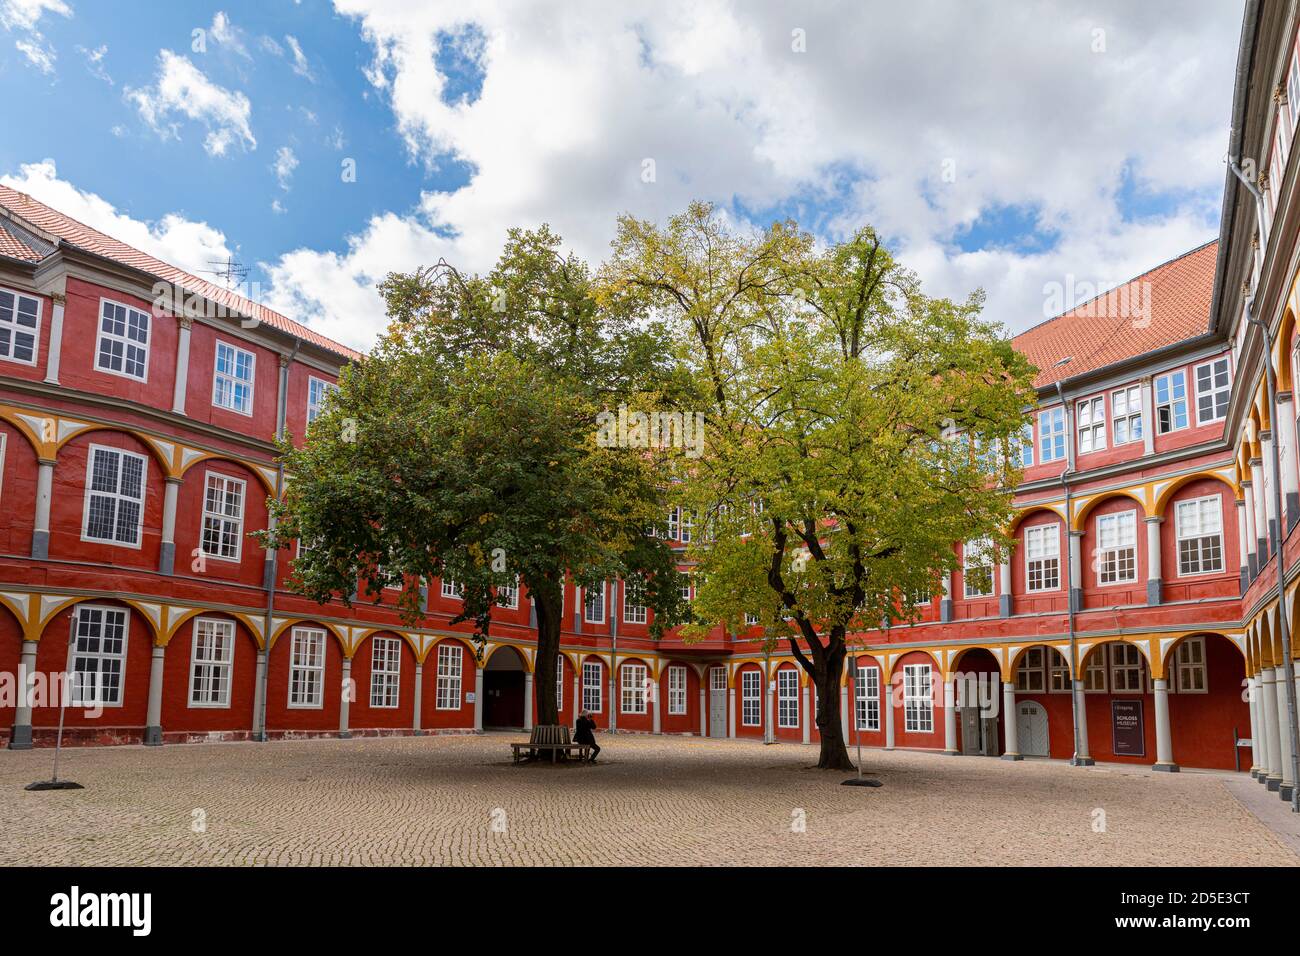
[[0, 733, 1295, 866]]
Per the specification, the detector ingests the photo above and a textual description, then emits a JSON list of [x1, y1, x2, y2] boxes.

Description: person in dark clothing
[[574, 710, 601, 762]]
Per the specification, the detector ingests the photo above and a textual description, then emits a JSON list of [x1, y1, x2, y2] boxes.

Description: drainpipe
[[1230, 159, 1300, 811], [257, 336, 301, 741], [609, 581, 618, 733], [1054, 372, 1088, 766]]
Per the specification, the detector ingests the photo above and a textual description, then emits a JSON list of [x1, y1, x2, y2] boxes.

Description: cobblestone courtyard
[[0, 733, 1295, 866]]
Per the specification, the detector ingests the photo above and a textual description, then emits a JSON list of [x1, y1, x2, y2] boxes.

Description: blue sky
[[0, 1, 1244, 349]]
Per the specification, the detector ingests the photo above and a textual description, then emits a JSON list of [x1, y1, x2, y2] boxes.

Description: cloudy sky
[[0, 0, 1244, 350]]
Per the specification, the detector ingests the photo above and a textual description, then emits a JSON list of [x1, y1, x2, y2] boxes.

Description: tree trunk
[[531, 591, 563, 726], [812, 642, 856, 770]]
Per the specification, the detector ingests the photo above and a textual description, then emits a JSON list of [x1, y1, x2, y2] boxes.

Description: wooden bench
[[510, 725, 591, 764]]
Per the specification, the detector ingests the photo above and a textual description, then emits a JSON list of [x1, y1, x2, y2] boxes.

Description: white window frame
[[1014, 646, 1046, 693], [1076, 395, 1106, 454], [287, 626, 326, 709], [1108, 643, 1146, 693], [1175, 494, 1224, 577], [81, 443, 147, 549], [200, 471, 246, 562], [1193, 357, 1231, 426], [95, 297, 150, 382], [1017, 421, 1034, 468], [582, 661, 602, 713], [741, 670, 761, 726], [307, 376, 336, 425], [963, 537, 994, 598], [1110, 384, 1143, 446], [1047, 647, 1072, 694], [666, 507, 680, 541], [777, 668, 799, 728], [1084, 650, 1108, 693], [1153, 370, 1189, 434], [1174, 636, 1208, 694], [0, 284, 41, 366], [857, 665, 880, 731], [0, 432, 7, 503], [69, 604, 129, 708], [1024, 523, 1060, 592], [621, 662, 647, 714], [622, 579, 647, 624], [1038, 406, 1066, 462], [667, 665, 687, 715], [496, 576, 519, 609], [370, 636, 402, 709], [1096, 509, 1138, 586], [441, 578, 462, 600], [212, 340, 256, 416], [435, 642, 461, 710], [556, 654, 564, 711], [188, 617, 235, 708], [902, 663, 933, 733], [584, 582, 606, 624]]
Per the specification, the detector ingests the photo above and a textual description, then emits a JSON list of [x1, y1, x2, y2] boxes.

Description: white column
[[252, 650, 267, 739], [1144, 516, 1162, 605], [727, 686, 736, 738], [473, 667, 485, 732], [651, 672, 661, 734], [939, 571, 953, 622], [523, 672, 534, 731], [1068, 531, 1083, 611], [801, 684, 811, 745], [8, 640, 37, 748], [839, 682, 849, 737], [31, 459, 54, 559], [1072, 679, 1092, 764], [1275, 393, 1299, 528], [1274, 665, 1294, 794], [698, 684, 706, 737], [1261, 433, 1280, 550], [412, 662, 423, 734], [1001, 682, 1020, 759], [171, 316, 193, 414], [884, 675, 896, 749], [998, 559, 1012, 617], [339, 659, 352, 738], [573, 671, 581, 719], [1236, 498, 1250, 592], [943, 678, 957, 754], [1250, 458, 1267, 558], [1152, 678, 1176, 770], [145, 645, 166, 746], [1243, 481, 1259, 577], [1247, 675, 1261, 775], [159, 477, 181, 575], [1139, 376, 1155, 455], [43, 293, 65, 385], [1262, 667, 1282, 787], [1258, 668, 1276, 783]]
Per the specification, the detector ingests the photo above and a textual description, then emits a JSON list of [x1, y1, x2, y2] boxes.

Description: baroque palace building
[[0, 1, 1298, 794]]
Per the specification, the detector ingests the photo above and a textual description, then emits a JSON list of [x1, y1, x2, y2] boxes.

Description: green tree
[[264, 226, 688, 727], [600, 202, 1036, 769]]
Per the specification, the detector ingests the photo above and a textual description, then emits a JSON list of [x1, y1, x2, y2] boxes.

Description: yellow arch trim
[[484, 642, 532, 672], [1071, 490, 1148, 532], [267, 617, 348, 654], [1152, 472, 1238, 516], [178, 452, 277, 494]]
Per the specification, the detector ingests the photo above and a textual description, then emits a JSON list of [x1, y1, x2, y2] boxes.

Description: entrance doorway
[[709, 667, 727, 737], [1016, 700, 1049, 757], [483, 647, 526, 729]]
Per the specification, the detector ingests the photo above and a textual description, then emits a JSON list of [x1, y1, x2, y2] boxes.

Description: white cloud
[[0, 159, 233, 279], [255, 0, 1239, 352], [210, 11, 250, 59], [1, 0, 70, 74], [273, 146, 298, 190], [76, 42, 110, 83], [284, 34, 314, 81], [124, 50, 256, 156]]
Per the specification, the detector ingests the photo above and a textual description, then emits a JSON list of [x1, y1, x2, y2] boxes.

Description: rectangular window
[[777, 669, 799, 728], [96, 299, 150, 381], [1024, 524, 1060, 592], [0, 285, 40, 364], [370, 636, 402, 708], [583, 661, 602, 713], [741, 670, 761, 726], [622, 578, 647, 624], [189, 617, 234, 707], [1039, 407, 1066, 462], [70, 604, 129, 707], [288, 626, 326, 708], [307, 376, 336, 425], [1288, 49, 1300, 133], [83, 444, 146, 547], [1048, 648, 1071, 693], [668, 665, 687, 715], [1175, 637, 1207, 693], [435, 642, 461, 710], [903, 664, 933, 733], [1096, 510, 1137, 585], [495, 576, 519, 609], [584, 583, 606, 623], [666, 507, 680, 540], [1109, 643, 1145, 692], [1194, 358, 1231, 425], [679, 572, 693, 603], [200, 472, 245, 561], [680, 508, 695, 544], [857, 665, 880, 731], [213, 341, 255, 415], [1176, 495, 1223, 575], [1084, 652, 1108, 693], [1076, 396, 1106, 454], [963, 537, 994, 598], [556, 655, 564, 711], [441, 578, 462, 600], [1017, 421, 1034, 468], [1014, 646, 1045, 692], [621, 663, 647, 714], [1154, 370, 1188, 434], [1111, 385, 1143, 446]]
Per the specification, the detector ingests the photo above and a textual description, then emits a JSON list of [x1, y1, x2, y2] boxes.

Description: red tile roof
[[0, 184, 361, 362], [1013, 240, 1218, 388]]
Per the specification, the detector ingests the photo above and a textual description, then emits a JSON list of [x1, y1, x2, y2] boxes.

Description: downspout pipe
[[1230, 159, 1300, 811], [1054, 378, 1087, 767]]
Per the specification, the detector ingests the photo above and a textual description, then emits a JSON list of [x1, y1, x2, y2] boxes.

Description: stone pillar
[[573, 670, 581, 719], [1250, 457, 1267, 562], [1258, 667, 1277, 785], [939, 572, 953, 623], [1247, 674, 1261, 777], [43, 293, 66, 385], [727, 685, 736, 738], [1144, 516, 1162, 606], [171, 316, 193, 415], [412, 661, 423, 735], [698, 684, 706, 737], [1068, 531, 1083, 612], [523, 671, 534, 731], [1261, 433, 1280, 554], [145, 645, 166, 745], [652, 671, 661, 734], [1243, 480, 1259, 579], [473, 666, 485, 732], [998, 559, 1012, 617], [839, 682, 849, 738], [1276, 392, 1300, 528], [801, 683, 811, 745], [252, 649, 267, 740], [884, 675, 896, 749], [943, 678, 958, 754], [1001, 682, 1021, 760], [339, 658, 352, 738], [1236, 498, 1250, 595], [1071, 679, 1093, 765], [1152, 678, 1177, 771], [158, 476, 181, 575], [1139, 376, 1155, 455], [1274, 665, 1294, 799], [8, 640, 37, 749], [31, 459, 54, 559]]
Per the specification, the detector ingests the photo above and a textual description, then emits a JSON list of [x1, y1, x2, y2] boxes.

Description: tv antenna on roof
[[203, 254, 249, 290]]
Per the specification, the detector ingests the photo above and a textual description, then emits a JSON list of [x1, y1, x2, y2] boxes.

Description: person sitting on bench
[[575, 710, 601, 763]]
